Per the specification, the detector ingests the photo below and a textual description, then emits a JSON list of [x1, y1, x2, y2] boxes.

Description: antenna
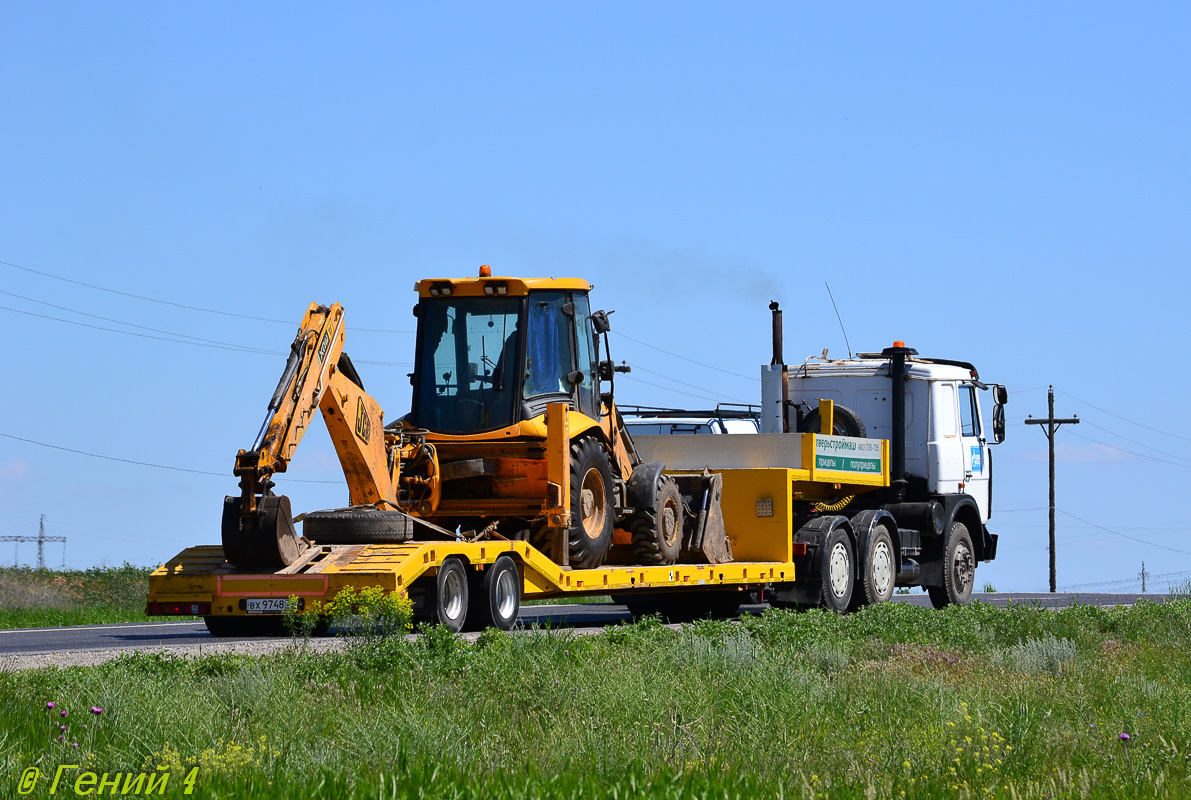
[[824, 282, 853, 359]]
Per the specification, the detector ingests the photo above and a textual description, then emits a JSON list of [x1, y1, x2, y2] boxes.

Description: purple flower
[[59, 725, 66, 731], [46, 702, 55, 710], [72, 743, 78, 748], [1120, 733, 1131, 742], [57, 735, 63, 741], [60, 710, 67, 718], [91, 707, 103, 715]]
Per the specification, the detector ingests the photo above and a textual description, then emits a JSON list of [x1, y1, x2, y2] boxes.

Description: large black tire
[[929, 522, 976, 609], [851, 523, 896, 610], [463, 555, 521, 632], [817, 526, 855, 613], [301, 508, 415, 544], [204, 615, 286, 638], [801, 404, 867, 438], [568, 437, 615, 569], [409, 556, 469, 632], [631, 476, 684, 566]]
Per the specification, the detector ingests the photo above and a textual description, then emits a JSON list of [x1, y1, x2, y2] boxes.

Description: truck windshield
[[413, 297, 522, 433]]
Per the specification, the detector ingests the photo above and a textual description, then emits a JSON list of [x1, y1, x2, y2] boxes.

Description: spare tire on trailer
[[301, 507, 415, 544], [801, 403, 867, 438]]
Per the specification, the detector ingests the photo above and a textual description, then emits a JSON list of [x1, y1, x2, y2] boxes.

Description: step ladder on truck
[[147, 270, 1006, 634]]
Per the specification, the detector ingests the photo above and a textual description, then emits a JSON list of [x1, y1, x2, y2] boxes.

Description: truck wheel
[[568, 437, 615, 569], [204, 616, 286, 638], [410, 556, 469, 632], [631, 475, 684, 566], [801, 404, 867, 438], [301, 507, 414, 544], [928, 522, 976, 608], [818, 527, 855, 612], [851, 524, 896, 609], [464, 555, 521, 632]]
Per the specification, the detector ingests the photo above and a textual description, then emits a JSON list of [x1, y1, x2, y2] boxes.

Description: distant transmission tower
[[0, 515, 66, 569], [1139, 561, 1149, 593]]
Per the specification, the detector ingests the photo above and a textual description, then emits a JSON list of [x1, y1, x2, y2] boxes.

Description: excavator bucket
[[221, 494, 306, 567], [673, 471, 733, 565]]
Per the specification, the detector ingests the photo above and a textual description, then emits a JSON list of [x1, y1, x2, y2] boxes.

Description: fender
[[848, 509, 899, 578], [938, 494, 989, 560], [625, 461, 667, 515], [793, 515, 854, 579]]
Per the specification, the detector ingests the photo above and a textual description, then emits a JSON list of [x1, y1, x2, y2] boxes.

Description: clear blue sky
[[2, 3, 1188, 591]]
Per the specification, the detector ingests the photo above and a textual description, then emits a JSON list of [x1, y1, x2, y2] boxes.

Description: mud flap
[[221, 494, 307, 567], [673, 470, 733, 564]]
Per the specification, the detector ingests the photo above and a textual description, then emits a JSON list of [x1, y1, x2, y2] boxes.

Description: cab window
[[959, 384, 980, 437]]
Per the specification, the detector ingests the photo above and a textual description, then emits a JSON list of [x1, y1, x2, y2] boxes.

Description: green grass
[[0, 564, 158, 629], [4, 601, 1191, 798]]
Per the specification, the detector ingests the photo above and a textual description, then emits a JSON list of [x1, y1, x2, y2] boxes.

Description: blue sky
[[1, 3, 1188, 591]]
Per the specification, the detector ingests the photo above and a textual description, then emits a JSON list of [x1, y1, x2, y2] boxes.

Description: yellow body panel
[[416, 276, 592, 298]]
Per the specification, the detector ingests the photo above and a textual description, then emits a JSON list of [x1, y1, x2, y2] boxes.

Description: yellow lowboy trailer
[[148, 439, 889, 633]]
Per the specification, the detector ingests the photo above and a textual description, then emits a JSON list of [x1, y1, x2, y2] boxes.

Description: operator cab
[[410, 272, 601, 434]]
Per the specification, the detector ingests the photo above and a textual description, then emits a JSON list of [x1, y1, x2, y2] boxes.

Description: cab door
[[958, 382, 990, 520]]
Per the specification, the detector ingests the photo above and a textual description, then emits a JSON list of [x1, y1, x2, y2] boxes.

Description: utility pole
[[1139, 561, 1149, 593], [1025, 386, 1080, 593]]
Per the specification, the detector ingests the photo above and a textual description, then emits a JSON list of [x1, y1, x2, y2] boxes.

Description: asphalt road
[[0, 593, 1164, 657]]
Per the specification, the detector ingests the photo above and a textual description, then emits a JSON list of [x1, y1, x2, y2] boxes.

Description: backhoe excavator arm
[[223, 302, 400, 566]]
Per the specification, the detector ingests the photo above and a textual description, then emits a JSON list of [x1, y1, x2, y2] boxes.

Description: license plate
[[245, 598, 289, 614]]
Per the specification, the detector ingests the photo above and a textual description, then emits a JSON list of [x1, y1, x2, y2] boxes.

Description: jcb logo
[[355, 397, 372, 444]]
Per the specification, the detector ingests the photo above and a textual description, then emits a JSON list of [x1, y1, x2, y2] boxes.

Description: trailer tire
[[851, 523, 896, 609], [818, 526, 855, 613], [568, 437, 615, 569], [928, 521, 976, 608], [801, 404, 867, 438], [464, 556, 521, 632], [631, 475, 684, 566], [301, 508, 414, 544], [204, 616, 286, 638], [410, 556, 469, 632]]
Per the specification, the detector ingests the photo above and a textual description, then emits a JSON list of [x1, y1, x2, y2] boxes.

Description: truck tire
[[851, 523, 896, 609], [204, 615, 286, 638], [818, 526, 855, 612], [631, 475, 684, 566], [568, 437, 615, 569], [301, 508, 414, 544], [409, 556, 469, 632], [801, 404, 867, 438], [928, 522, 976, 608], [463, 555, 521, 632]]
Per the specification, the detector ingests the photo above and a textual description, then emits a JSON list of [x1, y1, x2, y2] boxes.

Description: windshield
[[412, 297, 522, 433]]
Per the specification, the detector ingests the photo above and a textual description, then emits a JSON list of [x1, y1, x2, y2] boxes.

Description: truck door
[[927, 381, 963, 494], [958, 383, 990, 521]]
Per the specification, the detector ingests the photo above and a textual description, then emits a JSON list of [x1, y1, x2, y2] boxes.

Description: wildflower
[[60, 710, 67, 718], [58, 735, 63, 741], [60, 725, 66, 731], [72, 743, 78, 748], [46, 702, 55, 710], [1120, 733, 1131, 742], [91, 707, 104, 715]]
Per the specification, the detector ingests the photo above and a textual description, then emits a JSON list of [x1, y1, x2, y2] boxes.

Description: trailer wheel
[[410, 556, 469, 632], [851, 523, 896, 609], [801, 404, 867, 438], [929, 522, 975, 608], [818, 527, 855, 612], [464, 556, 521, 632], [301, 507, 414, 544], [203, 616, 286, 638], [631, 475, 684, 566], [568, 437, 615, 569]]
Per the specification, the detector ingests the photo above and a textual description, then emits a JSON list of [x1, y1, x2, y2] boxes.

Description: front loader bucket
[[673, 471, 733, 565]]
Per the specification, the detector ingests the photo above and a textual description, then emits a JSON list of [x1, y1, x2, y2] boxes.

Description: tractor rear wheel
[[568, 437, 615, 569]]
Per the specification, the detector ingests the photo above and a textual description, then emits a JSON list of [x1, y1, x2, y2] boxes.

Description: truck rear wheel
[[464, 555, 521, 632], [851, 523, 896, 609], [631, 475, 684, 566], [928, 522, 975, 608], [818, 527, 855, 613], [410, 556, 469, 632], [568, 437, 615, 569]]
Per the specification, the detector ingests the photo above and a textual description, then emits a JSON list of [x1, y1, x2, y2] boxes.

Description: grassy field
[[3, 601, 1190, 799], [0, 564, 157, 628]]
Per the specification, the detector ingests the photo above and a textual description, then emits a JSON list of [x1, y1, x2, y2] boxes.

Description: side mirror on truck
[[991, 384, 1007, 444]]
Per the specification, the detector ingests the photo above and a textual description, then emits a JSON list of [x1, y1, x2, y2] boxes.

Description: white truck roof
[[788, 355, 981, 384]]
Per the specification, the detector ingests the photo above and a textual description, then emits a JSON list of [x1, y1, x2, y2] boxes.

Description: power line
[[1056, 508, 1191, 556], [613, 331, 757, 382], [627, 363, 753, 405], [0, 258, 411, 334], [1055, 388, 1191, 443], [619, 373, 734, 405], [0, 431, 339, 484], [1081, 419, 1191, 464], [1067, 429, 1191, 470]]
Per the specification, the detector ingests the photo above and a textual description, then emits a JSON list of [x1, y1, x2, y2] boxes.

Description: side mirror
[[992, 403, 1006, 444], [591, 309, 612, 335], [993, 384, 1008, 405], [598, 361, 614, 381]]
